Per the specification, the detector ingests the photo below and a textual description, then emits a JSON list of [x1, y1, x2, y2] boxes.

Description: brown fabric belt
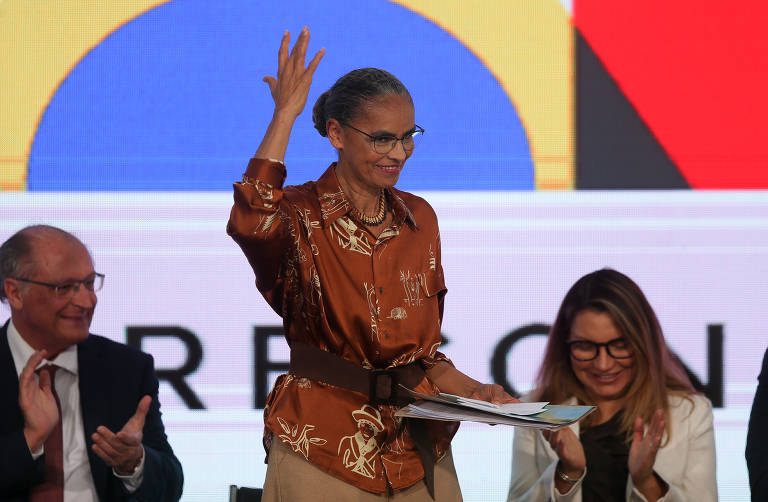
[[289, 341, 437, 499]]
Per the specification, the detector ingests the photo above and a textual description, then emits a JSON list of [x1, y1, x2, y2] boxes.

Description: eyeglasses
[[10, 273, 105, 299], [342, 123, 424, 154], [566, 338, 633, 361]]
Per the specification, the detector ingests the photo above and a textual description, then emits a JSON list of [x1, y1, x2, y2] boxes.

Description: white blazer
[[507, 393, 717, 502]]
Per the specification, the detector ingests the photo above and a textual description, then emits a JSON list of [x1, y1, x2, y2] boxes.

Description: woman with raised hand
[[507, 268, 717, 502], [228, 27, 515, 501]]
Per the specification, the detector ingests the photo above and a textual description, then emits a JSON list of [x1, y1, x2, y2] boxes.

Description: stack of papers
[[395, 387, 595, 429], [434, 394, 550, 416]]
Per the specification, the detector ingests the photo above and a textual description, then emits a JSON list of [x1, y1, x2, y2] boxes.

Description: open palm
[[629, 409, 665, 484], [19, 350, 59, 450]]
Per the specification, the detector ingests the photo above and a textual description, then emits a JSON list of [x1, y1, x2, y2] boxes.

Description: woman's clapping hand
[[629, 409, 667, 498], [541, 427, 587, 482]]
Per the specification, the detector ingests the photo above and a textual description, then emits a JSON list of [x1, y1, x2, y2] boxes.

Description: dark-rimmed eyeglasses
[[566, 338, 633, 361], [341, 123, 424, 154], [10, 273, 105, 299]]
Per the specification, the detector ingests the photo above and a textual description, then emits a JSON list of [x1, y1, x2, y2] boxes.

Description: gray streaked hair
[[0, 225, 84, 303], [311, 67, 412, 137]]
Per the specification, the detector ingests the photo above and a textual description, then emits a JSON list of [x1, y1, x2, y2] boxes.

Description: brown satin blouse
[[227, 158, 459, 493]]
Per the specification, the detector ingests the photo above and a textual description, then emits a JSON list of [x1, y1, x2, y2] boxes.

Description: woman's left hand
[[629, 408, 667, 498], [469, 383, 519, 404], [262, 27, 325, 119]]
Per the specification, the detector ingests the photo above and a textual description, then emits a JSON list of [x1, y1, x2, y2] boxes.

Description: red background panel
[[575, 1, 768, 188]]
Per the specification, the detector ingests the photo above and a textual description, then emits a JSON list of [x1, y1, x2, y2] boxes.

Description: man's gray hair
[[0, 225, 84, 303]]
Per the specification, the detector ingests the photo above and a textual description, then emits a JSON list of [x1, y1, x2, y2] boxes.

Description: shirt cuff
[[627, 471, 670, 502], [113, 446, 145, 493], [242, 157, 287, 187]]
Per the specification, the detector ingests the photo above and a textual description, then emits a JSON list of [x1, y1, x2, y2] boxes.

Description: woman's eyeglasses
[[566, 338, 634, 361], [342, 123, 424, 154]]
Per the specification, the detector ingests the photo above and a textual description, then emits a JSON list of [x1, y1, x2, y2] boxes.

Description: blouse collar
[[315, 163, 418, 230]]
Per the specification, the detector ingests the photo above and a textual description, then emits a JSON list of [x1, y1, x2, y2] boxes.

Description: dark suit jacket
[[747, 347, 768, 502], [0, 322, 183, 501]]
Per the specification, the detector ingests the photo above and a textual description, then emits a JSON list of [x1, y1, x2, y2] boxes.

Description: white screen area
[[1, 191, 762, 501]]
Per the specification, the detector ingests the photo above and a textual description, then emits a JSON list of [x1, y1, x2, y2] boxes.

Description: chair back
[[228, 485, 263, 502]]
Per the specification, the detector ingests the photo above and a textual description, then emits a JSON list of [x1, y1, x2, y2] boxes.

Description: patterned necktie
[[29, 364, 64, 502]]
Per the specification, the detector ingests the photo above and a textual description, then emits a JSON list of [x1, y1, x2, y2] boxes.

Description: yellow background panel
[[391, 0, 574, 189], [0, 0, 170, 190]]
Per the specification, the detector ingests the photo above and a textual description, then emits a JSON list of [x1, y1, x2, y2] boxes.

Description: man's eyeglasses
[[566, 338, 633, 361], [10, 273, 105, 299], [342, 123, 424, 154]]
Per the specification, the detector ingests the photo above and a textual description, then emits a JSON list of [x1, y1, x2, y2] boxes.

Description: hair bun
[[312, 69, 411, 140]]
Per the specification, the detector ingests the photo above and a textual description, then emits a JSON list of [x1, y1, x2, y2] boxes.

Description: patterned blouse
[[227, 158, 459, 493]]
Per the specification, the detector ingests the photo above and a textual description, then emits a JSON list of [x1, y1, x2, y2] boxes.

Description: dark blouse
[[580, 412, 630, 502]]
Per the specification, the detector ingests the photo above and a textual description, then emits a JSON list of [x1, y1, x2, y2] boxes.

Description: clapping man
[[0, 225, 183, 501]]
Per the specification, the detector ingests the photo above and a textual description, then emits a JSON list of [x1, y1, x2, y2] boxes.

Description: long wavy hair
[[531, 268, 695, 440]]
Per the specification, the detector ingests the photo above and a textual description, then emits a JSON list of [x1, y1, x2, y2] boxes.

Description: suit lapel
[[0, 322, 25, 430], [78, 336, 112, 501]]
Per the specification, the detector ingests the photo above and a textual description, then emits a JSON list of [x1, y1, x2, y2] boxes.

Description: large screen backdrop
[[2, 1, 767, 500]]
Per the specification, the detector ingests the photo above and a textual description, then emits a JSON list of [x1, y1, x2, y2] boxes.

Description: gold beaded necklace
[[354, 190, 387, 226]]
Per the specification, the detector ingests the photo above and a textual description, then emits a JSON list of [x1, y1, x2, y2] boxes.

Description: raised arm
[[227, 28, 324, 310]]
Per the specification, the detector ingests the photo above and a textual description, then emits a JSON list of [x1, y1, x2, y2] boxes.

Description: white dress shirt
[[8, 320, 144, 501]]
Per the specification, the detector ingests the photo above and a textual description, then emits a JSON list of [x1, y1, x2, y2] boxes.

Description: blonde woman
[[507, 269, 717, 502]]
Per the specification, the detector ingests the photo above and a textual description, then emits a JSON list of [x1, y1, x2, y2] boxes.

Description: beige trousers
[[261, 438, 463, 502]]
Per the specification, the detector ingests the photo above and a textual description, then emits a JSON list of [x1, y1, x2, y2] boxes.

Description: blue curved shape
[[29, 0, 534, 190]]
